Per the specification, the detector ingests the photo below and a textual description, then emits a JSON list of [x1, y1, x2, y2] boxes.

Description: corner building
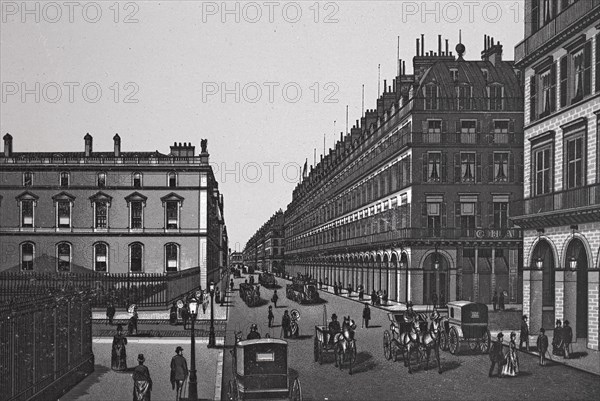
[[243, 209, 285, 275], [512, 0, 600, 350], [0, 134, 227, 290], [285, 35, 524, 308]]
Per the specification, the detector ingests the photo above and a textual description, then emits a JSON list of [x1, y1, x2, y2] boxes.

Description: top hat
[[175, 346, 183, 353], [406, 301, 414, 308], [331, 313, 338, 320], [497, 332, 504, 339], [116, 324, 124, 331], [138, 354, 145, 362]]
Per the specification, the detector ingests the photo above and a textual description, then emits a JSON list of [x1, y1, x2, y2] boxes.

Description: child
[[537, 328, 549, 366]]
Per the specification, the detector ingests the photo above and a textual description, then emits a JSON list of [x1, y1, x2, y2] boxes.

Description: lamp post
[[568, 256, 578, 270], [188, 297, 199, 400], [208, 281, 216, 348]]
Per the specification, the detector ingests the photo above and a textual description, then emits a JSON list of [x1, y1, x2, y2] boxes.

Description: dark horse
[[405, 311, 443, 374]]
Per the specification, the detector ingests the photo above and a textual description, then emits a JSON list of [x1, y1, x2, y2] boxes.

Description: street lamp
[[568, 256, 578, 270], [188, 297, 199, 400], [535, 256, 544, 270], [208, 281, 216, 348]]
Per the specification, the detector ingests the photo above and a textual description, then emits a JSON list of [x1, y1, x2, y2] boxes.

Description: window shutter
[[550, 62, 557, 111], [398, 162, 403, 188], [421, 202, 427, 228], [442, 120, 447, 132], [519, 152, 524, 183], [455, 121, 461, 133], [488, 202, 495, 229], [584, 41, 592, 96], [455, 202, 461, 228], [476, 120, 482, 133], [476, 202, 482, 228], [476, 154, 483, 183], [488, 153, 495, 182], [422, 155, 428, 182], [529, 76, 537, 121], [560, 55, 568, 107], [422, 121, 428, 133], [596, 34, 600, 93], [441, 203, 447, 228], [508, 152, 515, 182], [441, 153, 448, 182], [508, 119, 515, 133], [454, 153, 461, 183]]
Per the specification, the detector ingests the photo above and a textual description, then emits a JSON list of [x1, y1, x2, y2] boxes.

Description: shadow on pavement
[[247, 298, 269, 308], [351, 352, 378, 374], [440, 359, 462, 372]]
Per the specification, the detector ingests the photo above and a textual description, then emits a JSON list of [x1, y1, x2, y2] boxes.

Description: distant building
[[243, 209, 285, 274], [512, 0, 600, 350], [230, 251, 243, 267], [0, 134, 227, 290], [285, 34, 524, 307]]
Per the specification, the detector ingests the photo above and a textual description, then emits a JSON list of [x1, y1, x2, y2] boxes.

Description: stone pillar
[[562, 270, 577, 330], [529, 269, 544, 333], [449, 268, 457, 303], [473, 248, 479, 302], [588, 271, 599, 350], [410, 269, 424, 304], [509, 248, 519, 304], [491, 248, 496, 296]]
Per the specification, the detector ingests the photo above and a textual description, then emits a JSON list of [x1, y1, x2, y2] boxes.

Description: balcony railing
[[0, 155, 208, 165], [416, 97, 524, 112], [515, 0, 599, 64], [524, 184, 600, 215]]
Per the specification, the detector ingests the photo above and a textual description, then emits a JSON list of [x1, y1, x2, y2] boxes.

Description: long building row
[[245, 1, 600, 351]]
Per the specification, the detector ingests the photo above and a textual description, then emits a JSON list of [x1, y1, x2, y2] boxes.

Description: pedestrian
[[370, 290, 377, 306], [268, 305, 274, 328], [106, 302, 116, 325], [492, 290, 498, 312], [215, 287, 221, 304], [128, 306, 138, 336], [519, 315, 529, 351], [537, 328, 549, 366], [271, 290, 279, 308], [230, 278, 234, 291], [488, 332, 505, 377], [132, 354, 152, 401], [499, 290, 505, 311], [333, 282, 338, 295], [362, 303, 371, 328], [501, 332, 519, 377], [319, 279, 323, 289], [169, 302, 178, 326], [431, 292, 438, 309], [111, 324, 128, 371], [563, 320, 573, 359], [325, 277, 329, 289], [347, 283, 353, 297], [247, 323, 261, 340], [181, 301, 190, 330], [552, 319, 564, 356], [170, 346, 188, 401], [202, 291, 209, 314], [282, 310, 292, 338], [382, 290, 388, 306], [358, 285, 364, 301]]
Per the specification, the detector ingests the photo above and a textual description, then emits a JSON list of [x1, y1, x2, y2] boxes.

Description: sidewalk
[[290, 276, 600, 376]]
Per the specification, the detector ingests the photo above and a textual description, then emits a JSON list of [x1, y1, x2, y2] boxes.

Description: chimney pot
[[421, 34, 424, 56], [416, 38, 420, 56], [3, 133, 13, 157]]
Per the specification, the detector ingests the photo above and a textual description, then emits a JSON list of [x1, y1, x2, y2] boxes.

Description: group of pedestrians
[[492, 290, 506, 312], [488, 331, 520, 377]]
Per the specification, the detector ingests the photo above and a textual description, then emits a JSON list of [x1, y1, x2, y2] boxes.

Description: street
[[223, 274, 600, 401]]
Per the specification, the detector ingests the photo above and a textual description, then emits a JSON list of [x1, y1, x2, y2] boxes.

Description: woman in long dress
[[132, 354, 152, 401], [502, 332, 519, 377], [111, 324, 128, 371]]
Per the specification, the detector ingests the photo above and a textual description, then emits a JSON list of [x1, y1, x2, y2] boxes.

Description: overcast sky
[[1, 0, 525, 251]]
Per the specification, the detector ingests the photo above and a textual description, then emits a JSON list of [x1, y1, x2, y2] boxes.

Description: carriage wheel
[[391, 342, 398, 362], [480, 329, 491, 354], [449, 327, 459, 355], [313, 337, 319, 362], [383, 331, 391, 360], [290, 378, 302, 401], [439, 331, 449, 352]]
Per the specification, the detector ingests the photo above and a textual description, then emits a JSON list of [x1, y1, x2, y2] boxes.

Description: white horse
[[334, 316, 357, 374]]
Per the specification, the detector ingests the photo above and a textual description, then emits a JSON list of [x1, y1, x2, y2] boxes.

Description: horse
[[334, 316, 357, 374], [405, 311, 443, 374]]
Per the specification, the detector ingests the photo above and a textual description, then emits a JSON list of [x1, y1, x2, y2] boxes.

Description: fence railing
[[0, 289, 94, 401], [524, 184, 600, 215], [0, 266, 201, 308]]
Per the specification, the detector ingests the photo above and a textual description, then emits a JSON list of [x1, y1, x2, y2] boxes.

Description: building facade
[[512, 0, 600, 350], [243, 209, 285, 275], [0, 134, 227, 290], [285, 34, 524, 307]]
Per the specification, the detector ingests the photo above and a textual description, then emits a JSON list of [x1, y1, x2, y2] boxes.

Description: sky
[[0, 0, 525, 251]]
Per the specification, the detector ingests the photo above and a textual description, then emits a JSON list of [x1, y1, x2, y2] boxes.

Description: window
[[529, 76, 537, 122], [166, 201, 179, 229], [133, 172, 142, 188], [94, 243, 108, 272], [493, 202, 509, 230], [57, 201, 71, 228], [565, 135, 584, 189], [460, 120, 477, 144], [97, 172, 106, 188], [458, 202, 476, 236], [427, 202, 441, 236], [60, 172, 70, 187], [131, 201, 143, 229], [57, 242, 71, 272], [489, 85, 503, 110], [460, 152, 476, 182], [493, 120, 509, 144], [493, 152, 509, 182], [23, 172, 33, 187], [450, 68, 459, 81], [531, 0, 540, 32], [21, 199, 34, 227], [457, 85, 472, 110], [424, 84, 438, 110], [95, 201, 108, 229], [425, 119, 441, 143], [572, 43, 592, 102], [481, 68, 488, 81], [165, 243, 179, 272], [168, 172, 177, 187], [542, 0, 556, 26], [533, 146, 553, 195], [21, 242, 34, 271], [540, 65, 556, 116], [427, 152, 442, 182], [130, 243, 143, 272]]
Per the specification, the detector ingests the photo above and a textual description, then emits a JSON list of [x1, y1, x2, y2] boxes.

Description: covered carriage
[[259, 272, 277, 288], [439, 301, 490, 354], [228, 338, 302, 401], [383, 312, 428, 362], [239, 283, 261, 307], [286, 277, 319, 304]]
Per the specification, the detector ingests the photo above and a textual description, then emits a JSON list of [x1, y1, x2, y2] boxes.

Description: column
[[562, 270, 576, 331], [491, 248, 496, 298], [588, 271, 599, 350], [529, 269, 544, 333], [473, 248, 479, 302]]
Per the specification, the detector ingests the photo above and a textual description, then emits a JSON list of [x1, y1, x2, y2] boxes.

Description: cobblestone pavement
[[222, 274, 600, 401]]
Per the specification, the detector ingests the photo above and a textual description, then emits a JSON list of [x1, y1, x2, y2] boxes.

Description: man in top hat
[[328, 313, 341, 345], [404, 301, 417, 323], [489, 332, 506, 377], [247, 324, 261, 340], [170, 346, 188, 401], [519, 315, 530, 351]]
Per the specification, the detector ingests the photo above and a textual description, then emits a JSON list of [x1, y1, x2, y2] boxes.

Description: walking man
[[563, 320, 573, 359], [106, 302, 115, 326], [519, 315, 529, 351], [489, 332, 505, 377], [492, 290, 498, 312], [362, 303, 371, 328], [537, 328, 549, 366], [268, 305, 274, 328], [271, 290, 279, 308], [499, 290, 505, 311], [170, 346, 188, 401]]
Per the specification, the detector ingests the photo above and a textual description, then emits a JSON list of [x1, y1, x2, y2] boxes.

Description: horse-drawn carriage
[[228, 338, 302, 401], [239, 283, 261, 307], [313, 316, 357, 374], [286, 277, 319, 304], [383, 310, 442, 374], [259, 272, 277, 288], [439, 301, 490, 355]]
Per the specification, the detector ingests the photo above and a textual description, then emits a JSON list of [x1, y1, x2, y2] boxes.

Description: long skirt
[[111, 343, 127, 371], [133, 380, 151, 401]]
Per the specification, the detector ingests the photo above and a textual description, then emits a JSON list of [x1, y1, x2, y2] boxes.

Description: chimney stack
[[113, 134, 121, 157], [84, 133, 93, 157], [438, 35, 442, 56], [416, 38, 420, 56], [3, 133, 13, 157], [421, 34, 424, 57]]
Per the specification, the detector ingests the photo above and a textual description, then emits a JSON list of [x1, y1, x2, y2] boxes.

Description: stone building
[[243, 209, 285, 275]]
